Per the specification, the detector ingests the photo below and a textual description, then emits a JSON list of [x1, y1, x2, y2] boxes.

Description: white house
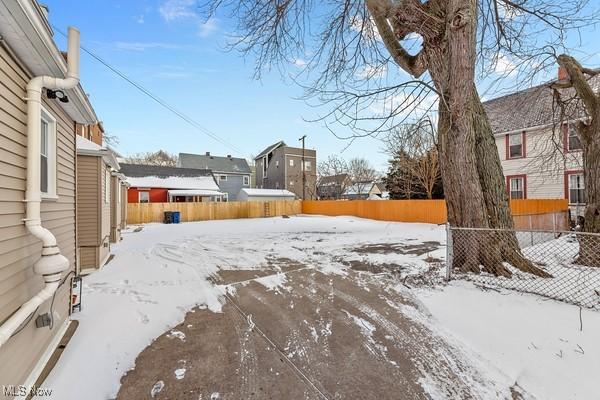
[[484, 69, 595, 218]]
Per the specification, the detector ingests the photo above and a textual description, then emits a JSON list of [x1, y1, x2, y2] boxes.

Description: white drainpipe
[[0, 27, 80, 347]]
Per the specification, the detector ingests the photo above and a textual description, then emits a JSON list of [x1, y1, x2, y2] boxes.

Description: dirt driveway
[[117, 259, 498, 399]]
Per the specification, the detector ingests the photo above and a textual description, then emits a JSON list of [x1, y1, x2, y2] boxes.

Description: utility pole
[[299, 135, 307, 200]]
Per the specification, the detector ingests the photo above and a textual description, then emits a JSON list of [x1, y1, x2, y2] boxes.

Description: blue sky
[[44, 0, 600, 172]]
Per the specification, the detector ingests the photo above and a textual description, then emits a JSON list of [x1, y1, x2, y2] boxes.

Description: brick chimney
[[558, 66, 569, 81]]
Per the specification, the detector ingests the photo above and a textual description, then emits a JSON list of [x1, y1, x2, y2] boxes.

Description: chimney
[[558, 66, 568, 81], [205, 152, 210, 156]]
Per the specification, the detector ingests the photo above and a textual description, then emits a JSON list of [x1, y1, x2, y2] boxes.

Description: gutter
[[0, 27, 80, 347]]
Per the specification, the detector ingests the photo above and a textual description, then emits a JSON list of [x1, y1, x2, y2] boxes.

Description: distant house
[[76, 135, 123, 273], [484, 67, 594, 218], [178, 152, 251, 201], [120, 164, 225, 203], [317, 173, 351, 199], [342, 181, 382, 200], [237, 188, 296, 202], [255, 141, 317, 200]]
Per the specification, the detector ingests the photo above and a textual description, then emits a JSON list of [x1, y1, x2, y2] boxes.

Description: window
[[262, 156, 268, 178], [117, 182, 121, 204], [508, 176, 525, 199], [304, 161, 312, 171], [508, 132, 524, 159], [565, 124, 582, 151], [276, 160, 279, 167], [289, 159, 294, 167], [219, 175, 228, 182], [243, 175, 250, 186], [139, 191, 149, 203], [40, 108, 57, 197], [568, 173, 585, 204], [105, 170, 111, 203]]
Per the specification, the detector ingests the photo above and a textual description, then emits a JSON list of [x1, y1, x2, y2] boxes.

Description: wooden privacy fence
[[127, 200, 302, 224], [302, 199, 570, 227], [127, 198, 569, 228]]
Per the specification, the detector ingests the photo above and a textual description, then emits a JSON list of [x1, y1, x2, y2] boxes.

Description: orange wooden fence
[[301, 199, 569, 225]]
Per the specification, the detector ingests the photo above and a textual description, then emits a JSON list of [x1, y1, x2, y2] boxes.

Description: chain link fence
[[446, 225, 600, 310]]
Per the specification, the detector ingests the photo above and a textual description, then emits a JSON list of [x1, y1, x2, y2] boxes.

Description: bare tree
[[551, 55, 600, 265], [385, 121, 441, 199], [347, 157, 378, 197], [202, 0, 594, 276], [124, 150, 178, 166], [317, 155, 350, 199]]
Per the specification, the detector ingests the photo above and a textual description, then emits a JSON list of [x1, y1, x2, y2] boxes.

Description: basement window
[[40, 107, 57, 198]]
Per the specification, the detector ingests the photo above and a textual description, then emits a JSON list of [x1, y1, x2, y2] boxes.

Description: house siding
[[256, 146, 316, 199], [213, 173, 250, 201], [0, 44, 76, 389], [110, 176, 122, 243], [496, 127, 582, 200]]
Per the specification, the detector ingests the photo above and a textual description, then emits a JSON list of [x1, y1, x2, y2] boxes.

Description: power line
[[53, 26, 246, 157]]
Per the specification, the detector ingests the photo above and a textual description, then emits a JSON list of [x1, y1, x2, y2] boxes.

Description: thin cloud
[[114, 42, 182, 52], [159, 0, 197, 22], [198, 18, 218, 38]]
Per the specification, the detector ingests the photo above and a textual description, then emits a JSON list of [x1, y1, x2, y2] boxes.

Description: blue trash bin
[[172, 211, 181, 224]]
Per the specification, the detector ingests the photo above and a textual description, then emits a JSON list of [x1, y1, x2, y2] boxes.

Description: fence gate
[[446, 224, 600, 310]]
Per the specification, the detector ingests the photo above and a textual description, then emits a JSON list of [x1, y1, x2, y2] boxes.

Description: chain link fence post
[[445, 223, 453, 281]]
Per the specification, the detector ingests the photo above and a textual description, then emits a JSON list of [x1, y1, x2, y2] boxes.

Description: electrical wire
[[9, 306, 40, 339], [52, 26, 248, 158]]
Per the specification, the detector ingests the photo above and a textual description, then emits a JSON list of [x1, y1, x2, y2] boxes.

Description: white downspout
[[0, 27, 81, 347]]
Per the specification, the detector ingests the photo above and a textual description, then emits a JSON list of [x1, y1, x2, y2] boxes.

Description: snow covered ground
[[39, 216, 600, 399], [417, 281, 600, 400]]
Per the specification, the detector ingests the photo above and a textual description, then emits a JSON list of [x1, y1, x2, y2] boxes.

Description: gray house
[[178, 152, 251, 201], [255, 141, 317, 200]]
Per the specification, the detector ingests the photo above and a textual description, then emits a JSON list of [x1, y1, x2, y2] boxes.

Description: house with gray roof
[[484, 68, 598, 219], [178, 152, 252, 201]]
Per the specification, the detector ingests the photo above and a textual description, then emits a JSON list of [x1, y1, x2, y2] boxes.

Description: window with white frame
[[40, 108, 57, 197], [276, 160, 279, 167], [508, 176, 525, 199], [566, 124, 582, 151], [243, 175, 250, 186], [105, 170, 111, 203], [568, 173, 585, 204], [219, 175, 228, 182], [139, 191, 149, 203], [508, 133, 523, 158], [289, 159, 294, 167], [304, 160, 312, 171]]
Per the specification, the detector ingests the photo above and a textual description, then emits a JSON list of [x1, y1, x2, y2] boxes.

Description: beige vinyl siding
[[0, 45, 76, 388], [496, 127, 583, 200], [120, 185, 128, 229], [110, 176, 121, 243]]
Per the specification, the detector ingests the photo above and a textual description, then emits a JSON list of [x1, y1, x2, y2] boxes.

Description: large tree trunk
[[555, 55, 600, 267], [579, 123, 600, 266], [428, 0, 550, 277]]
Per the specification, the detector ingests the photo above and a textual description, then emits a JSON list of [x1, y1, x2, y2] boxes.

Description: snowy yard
[[40, 216, 599, 400]]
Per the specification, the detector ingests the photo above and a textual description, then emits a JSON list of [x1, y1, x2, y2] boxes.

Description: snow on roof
[[344, 182, 375, 195], [76, 135, 104, 152], [126, 176, 219, 191], [241, 188, 296, 197], [167, 189, 225, 197]]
